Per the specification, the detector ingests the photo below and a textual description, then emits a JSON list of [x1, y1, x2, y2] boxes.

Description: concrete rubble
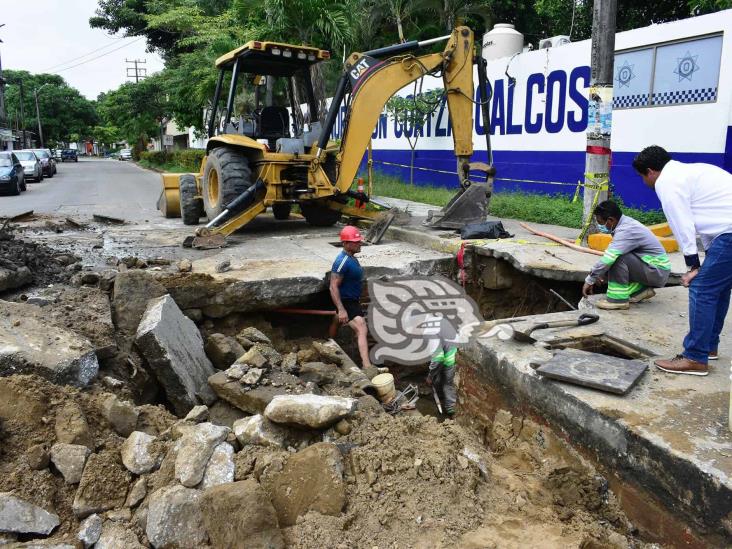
[[0, 214, 716, 547], [135, 294, 216, 415]]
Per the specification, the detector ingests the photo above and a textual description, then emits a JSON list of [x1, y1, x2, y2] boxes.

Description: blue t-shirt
[[331, 251, 363, 300]]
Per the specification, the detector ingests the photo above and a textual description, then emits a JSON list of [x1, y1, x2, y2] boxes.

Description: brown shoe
[[655, 355, 708, 376], [596, 299, 629, 310], [709, 350, 718, 361], [629, 288, 655, 303]]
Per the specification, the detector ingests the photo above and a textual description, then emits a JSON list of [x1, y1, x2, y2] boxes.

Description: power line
[[41, 37, 141, 72], [50, 38, 145, 74]]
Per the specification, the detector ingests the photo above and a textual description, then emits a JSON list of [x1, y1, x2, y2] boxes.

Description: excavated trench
[[0, 229, 710, 547]]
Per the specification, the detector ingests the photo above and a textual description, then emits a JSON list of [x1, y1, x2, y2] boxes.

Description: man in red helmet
[[330, 225, 372, 369]]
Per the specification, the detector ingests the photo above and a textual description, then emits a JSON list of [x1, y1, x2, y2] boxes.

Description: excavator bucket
[[423, 163, 494, 229]]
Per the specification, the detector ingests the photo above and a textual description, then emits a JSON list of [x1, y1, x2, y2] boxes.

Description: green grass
[[138, 158, 189, 173], [367, 171, 666, 229]]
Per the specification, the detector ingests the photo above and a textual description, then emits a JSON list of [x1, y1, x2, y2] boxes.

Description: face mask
[[598, 224, 612, 234]]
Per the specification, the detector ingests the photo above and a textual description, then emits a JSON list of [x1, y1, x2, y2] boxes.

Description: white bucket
[[371, 373, 396, 403]]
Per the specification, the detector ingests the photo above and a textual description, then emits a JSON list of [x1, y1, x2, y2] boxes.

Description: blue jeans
[[683, 233, 732, 364]]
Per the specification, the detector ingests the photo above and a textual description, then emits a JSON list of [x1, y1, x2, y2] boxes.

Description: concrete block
[[0, 300, 99, 387], [480, 257, 513, 290], [135, 295, 216, 416], [50, 443, 91, 484], [0, 492, 60, 535], [146, 485, 207, 549]]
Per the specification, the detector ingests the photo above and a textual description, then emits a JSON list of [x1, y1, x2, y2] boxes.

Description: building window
[[613, 34, 723, 109]]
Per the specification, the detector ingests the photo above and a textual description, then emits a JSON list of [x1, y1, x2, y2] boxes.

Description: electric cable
[[50, 37, 144, 74]]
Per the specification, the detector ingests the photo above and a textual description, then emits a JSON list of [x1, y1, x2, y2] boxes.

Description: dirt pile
[[0, 226, 76, 290]]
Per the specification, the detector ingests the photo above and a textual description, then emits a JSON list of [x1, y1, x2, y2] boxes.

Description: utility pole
[[125, 58, 147, 83], [33, 83, 49, 148], [579, 0, 617, 245], [0, 23, 7, 146]]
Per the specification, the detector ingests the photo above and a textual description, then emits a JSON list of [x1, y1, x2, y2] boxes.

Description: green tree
[[3, 71, 97, 146], [97, 74, 170, 155], [386, 88, 443, 185]]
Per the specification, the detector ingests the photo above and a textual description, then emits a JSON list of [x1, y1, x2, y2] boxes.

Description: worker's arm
[[584, 225, 640, 286], [329, 274, 349, 324], [655, 178, 699, 268]]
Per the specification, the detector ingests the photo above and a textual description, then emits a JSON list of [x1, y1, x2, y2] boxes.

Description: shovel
[[512, 313, 599, 343]]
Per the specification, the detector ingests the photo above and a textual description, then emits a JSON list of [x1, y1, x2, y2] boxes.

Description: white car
[[118, 149, 132, 160], [15, 150, 43, 182]]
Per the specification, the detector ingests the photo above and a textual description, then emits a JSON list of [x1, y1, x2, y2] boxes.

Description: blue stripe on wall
[[364, 144, 729, 210]]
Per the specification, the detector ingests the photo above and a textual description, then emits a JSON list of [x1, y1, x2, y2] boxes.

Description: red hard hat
[[339, 226, 363, 242]]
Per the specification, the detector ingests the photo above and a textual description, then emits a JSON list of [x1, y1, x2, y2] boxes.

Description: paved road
[[0, 158, 161, 222]]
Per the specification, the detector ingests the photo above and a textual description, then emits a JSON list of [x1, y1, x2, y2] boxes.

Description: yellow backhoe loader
[[157, 26, 495, 248]]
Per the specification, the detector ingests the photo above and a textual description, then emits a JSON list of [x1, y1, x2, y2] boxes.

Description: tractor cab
[[206, 41, 330, 151]]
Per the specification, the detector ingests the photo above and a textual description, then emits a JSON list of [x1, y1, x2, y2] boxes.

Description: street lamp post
[[33, 83, 49, 148]]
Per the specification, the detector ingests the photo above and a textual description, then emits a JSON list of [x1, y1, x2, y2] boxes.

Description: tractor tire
[[179, 174, 203, 225], [299, 200, 342, 227], [202, 147, 252, 220], [272, 203, 292, 220]]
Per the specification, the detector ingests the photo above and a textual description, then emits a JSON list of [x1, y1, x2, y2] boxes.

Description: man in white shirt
[[633, 145, 732, 376]]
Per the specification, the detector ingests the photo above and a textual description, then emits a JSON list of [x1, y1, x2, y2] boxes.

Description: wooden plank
[[536, 348, 648, 395]]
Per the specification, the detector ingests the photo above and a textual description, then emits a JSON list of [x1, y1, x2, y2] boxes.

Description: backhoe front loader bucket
[[157, 173, 183, 218], [423, 163, 495, 229]]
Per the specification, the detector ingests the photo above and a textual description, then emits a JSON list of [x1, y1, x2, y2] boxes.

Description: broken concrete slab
[[208, 371, 287, 414], [0, 300, 99, 387], [204, 333, 245, 369], [120, 431, 163, 475], [199, 442, 235, 490], [146, 485, 208, 549], [299, 361, 339, 385], [264, 394, 357, 429], [111, 270, 167, 337], [201, 480, 284, 549], [0, 492, 60, 535], [50, 443, 91, 484], [135, 294, 216, 416], [233, 415, 291, 449], [266, 442, 346, 527], [174, 422, 230, 488]]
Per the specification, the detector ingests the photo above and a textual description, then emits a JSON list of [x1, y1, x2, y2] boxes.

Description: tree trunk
[[310, 63, 328, 125], [397, 16, 405, 43]]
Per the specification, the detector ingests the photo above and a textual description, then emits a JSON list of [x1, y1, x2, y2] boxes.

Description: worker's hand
[[681, 268, 699, 288], [582, 282, 594, 297], [425, 375, 433, 386], [337, 308, 348, 325]]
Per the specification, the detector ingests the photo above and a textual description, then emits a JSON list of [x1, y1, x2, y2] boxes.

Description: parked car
[[52, 149, 62, 161], [31, 148, 57, 178], [118, 149, 132, 161], [0, 152, 26, 195], [61, 149, 78, 162], [15, 150, 43, 182]]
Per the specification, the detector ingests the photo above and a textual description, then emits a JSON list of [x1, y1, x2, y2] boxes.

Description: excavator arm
[[315, 26, 494, 227]]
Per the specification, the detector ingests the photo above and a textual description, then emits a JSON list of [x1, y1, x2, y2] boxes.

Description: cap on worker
[[339, 225, 363, 242]]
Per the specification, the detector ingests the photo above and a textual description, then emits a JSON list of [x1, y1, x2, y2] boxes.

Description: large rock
[[50, 443, 91, 484], [101, 394, 139, 437], [208, 371, 286, 414], [205, 333, 245, 369], [200, 480, 283, 549], [55, 402, 93, 448], [264, 394, 357, 429], [146, 485, 208, 548], [267, 443, 345, 526], [233, 415, 290, 449], [0, 493, 59, 535], [312, 339, 359, 369], [96, 522, 144, 549], [199, 442, 235, 489], [0, 300, 99, 387], [120, 431, 163, 475], [299, 361, 339, 385], [0, 266, 32, 293], [77, 514, 102, 548], [111, 270, 167, 336], [236, 327, 271, 345], [175, 422, 230, 488], [73, 451, 131, 519], [135, 295, 216, 416]]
